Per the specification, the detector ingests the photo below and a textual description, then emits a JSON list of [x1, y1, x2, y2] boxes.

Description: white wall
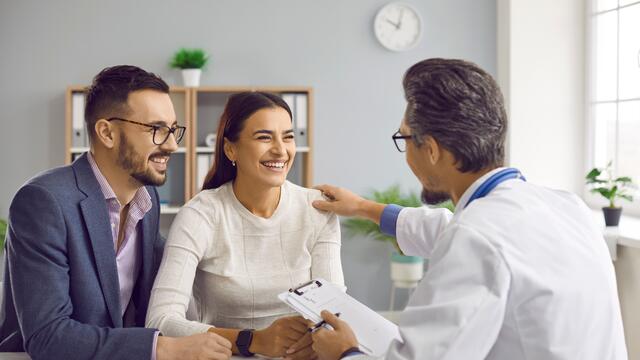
[[0, 0, 497, 310], [497, 0, 585, 193]]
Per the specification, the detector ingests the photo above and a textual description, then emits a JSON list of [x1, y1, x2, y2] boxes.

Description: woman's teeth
[[262, 161, 286, 168]]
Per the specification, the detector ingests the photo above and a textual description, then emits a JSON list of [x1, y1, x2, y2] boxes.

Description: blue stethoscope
[[464, 168, 526, 208]]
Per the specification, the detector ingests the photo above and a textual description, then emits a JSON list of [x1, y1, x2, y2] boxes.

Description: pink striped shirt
[[87, 153, 151, 316]]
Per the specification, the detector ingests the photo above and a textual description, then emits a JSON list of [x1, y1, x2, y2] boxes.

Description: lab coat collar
[[454, 167, 507, 214]]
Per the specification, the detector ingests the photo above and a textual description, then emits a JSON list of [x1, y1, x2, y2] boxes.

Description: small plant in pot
[[586, 161, 635, 226], [343, 185, 454, 288], [170, 48, 209, 87], [0, 218, 6, 251]]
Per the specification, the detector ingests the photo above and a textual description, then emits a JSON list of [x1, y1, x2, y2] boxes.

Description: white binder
[[71, 93, 86, 147], [279, 278, 402, 356]]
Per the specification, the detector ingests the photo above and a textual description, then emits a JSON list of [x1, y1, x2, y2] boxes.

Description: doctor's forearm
[[355, 199, 387, 225]]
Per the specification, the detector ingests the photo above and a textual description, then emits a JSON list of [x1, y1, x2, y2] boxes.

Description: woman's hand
[[250, 316, 312, 358]]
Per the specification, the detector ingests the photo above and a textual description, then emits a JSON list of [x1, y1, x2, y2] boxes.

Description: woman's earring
[[232, 161, 236, 167]]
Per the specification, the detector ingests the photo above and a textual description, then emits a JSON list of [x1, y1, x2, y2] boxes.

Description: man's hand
[[311, 311, 359, 360], [156, 332, 232, 360], [284, 331, 317, 360], [251, 315, 310, 358], [313, 184, 386, 224]]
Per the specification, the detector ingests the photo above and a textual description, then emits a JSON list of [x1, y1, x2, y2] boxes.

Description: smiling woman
[[145, 92, 345, 359]]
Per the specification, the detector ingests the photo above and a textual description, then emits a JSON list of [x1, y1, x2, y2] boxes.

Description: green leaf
[[614, 176, 633, 184], [585, 168, 601, 180], [619, 194, 633, 202], [591, 187, 613, 200], [170, 48, 209, 69], [0, 218, 6, 250]]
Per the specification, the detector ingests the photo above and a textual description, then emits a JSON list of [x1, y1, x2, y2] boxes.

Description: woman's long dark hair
[[202, 91, 293, 190]]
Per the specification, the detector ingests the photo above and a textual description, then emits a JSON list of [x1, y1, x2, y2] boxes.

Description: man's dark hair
[[402, 58, 507, 173], [84, 65, 169, 142]]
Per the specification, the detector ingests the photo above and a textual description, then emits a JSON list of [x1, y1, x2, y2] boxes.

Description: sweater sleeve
[[310, 210, 345, 289], [145, 206, 213, 336]]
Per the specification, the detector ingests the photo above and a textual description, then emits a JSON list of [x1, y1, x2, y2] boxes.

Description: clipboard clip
[[289, 279, 322, 296]]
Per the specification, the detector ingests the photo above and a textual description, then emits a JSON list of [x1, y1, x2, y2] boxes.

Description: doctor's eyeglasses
[[107, 117, 186, 145], [392, 130, 413, 152]]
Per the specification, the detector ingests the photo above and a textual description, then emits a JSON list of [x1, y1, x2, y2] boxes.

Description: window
[[588, 0, 640, 213]]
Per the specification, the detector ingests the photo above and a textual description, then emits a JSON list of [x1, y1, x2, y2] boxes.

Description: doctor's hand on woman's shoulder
[[251, 315, 316, 359], [313, 184, 386, 224], [156, 332, 232, 360]]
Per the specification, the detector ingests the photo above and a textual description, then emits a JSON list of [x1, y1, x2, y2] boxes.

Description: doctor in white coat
[[306, 58, 627, 360]]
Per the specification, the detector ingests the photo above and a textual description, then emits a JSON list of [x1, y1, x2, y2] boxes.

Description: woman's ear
[[223, 137, 235, 162], [94, 119, 116, 149]]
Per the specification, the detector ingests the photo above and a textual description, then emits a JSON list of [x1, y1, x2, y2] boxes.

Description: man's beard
[[421, 187, 450, 205], [117, 133, 168, 186]]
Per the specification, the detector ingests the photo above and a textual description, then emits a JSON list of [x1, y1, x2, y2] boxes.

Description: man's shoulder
[[10, 160, 94, 214], [26, 163, 76, 188]]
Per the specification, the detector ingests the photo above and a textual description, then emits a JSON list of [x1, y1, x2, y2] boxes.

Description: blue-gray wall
[[0, 0, 496, 310]]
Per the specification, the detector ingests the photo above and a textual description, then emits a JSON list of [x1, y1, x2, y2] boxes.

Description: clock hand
[[397, 8, 405, 29], [385, 17, 400, 29]]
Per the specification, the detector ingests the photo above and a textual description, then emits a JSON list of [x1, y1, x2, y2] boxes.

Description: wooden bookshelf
[[64, 86, 314, 215]]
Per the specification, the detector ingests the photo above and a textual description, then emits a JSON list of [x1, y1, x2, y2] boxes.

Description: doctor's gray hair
[[402, 58, 507, 173]]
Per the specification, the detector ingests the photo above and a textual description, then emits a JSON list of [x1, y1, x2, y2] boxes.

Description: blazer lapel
[[73, 154, 122, 328], [139, 214, 154, 291]]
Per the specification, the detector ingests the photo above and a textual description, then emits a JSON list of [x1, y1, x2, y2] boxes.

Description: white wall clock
[[374, 2, 422, 52]]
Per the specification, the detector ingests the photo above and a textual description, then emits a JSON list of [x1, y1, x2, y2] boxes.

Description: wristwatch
[[236, 329, 255, 357]]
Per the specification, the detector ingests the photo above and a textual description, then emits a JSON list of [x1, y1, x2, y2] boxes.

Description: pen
[[308, 312, 341, 333]]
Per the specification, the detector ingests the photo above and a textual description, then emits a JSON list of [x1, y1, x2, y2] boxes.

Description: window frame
[[585, 0, 640, 217]]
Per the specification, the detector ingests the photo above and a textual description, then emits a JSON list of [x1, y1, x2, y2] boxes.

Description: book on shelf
[[281, 93, 308, 147], [196, 154, 213, 191], [72, 93, 88, 147], [294, 93, 308, 147]]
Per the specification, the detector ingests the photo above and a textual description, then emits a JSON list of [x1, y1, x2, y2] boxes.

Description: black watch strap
[[236, 329, 255, 357]]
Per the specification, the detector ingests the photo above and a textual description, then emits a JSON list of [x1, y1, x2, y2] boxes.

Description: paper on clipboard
[[278, 278, 402, 356]]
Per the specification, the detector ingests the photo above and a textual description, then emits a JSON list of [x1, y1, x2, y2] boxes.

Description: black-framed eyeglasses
[[107, 117, 186, 145], [392, 130, 413, 152]]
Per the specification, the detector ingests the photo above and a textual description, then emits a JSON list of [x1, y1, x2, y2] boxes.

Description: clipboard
[[278, 278, 402, 356]]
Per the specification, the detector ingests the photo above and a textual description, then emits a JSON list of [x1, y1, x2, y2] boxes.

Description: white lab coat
[[352, 168, 627, 360]]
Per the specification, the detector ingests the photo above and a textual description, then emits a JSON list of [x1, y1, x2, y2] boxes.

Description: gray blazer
[[0, 153, 165, 360]]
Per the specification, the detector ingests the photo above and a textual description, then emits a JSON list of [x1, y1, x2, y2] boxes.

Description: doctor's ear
[[424, 136, 441, 165], [94, 119, 116, 149]]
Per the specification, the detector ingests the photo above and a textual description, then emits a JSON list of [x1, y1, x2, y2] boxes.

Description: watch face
[[374, 3, 422, 51]]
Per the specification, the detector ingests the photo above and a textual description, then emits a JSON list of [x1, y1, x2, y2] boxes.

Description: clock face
[[374, 3, 422, 51]]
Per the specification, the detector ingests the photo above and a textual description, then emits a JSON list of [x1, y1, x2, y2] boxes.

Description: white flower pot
[[390, 252, 424, 288], [181, 69, 202, 87]]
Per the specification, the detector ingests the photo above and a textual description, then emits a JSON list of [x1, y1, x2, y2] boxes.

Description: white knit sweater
[[146, 181, 344, 335]]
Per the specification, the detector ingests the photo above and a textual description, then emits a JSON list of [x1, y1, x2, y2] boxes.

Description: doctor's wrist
[[356, 199, 386, 225], [339, 346, 363, 358]]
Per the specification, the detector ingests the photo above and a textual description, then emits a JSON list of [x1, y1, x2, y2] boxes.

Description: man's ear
[[425, 136, 441, 165], [223, 137, 235, 162], [94, 119, 116, 149]]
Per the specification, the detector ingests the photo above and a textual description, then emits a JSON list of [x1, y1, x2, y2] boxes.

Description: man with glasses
[[0, 65, 232, 360], [309, 58, 626, 359]]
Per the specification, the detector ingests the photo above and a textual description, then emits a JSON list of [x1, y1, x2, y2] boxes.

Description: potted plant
[[586, 161, 635, 226], [170, 48, 209, 87], [343, 185, 455, 288], [0, 218, 6, 253]]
